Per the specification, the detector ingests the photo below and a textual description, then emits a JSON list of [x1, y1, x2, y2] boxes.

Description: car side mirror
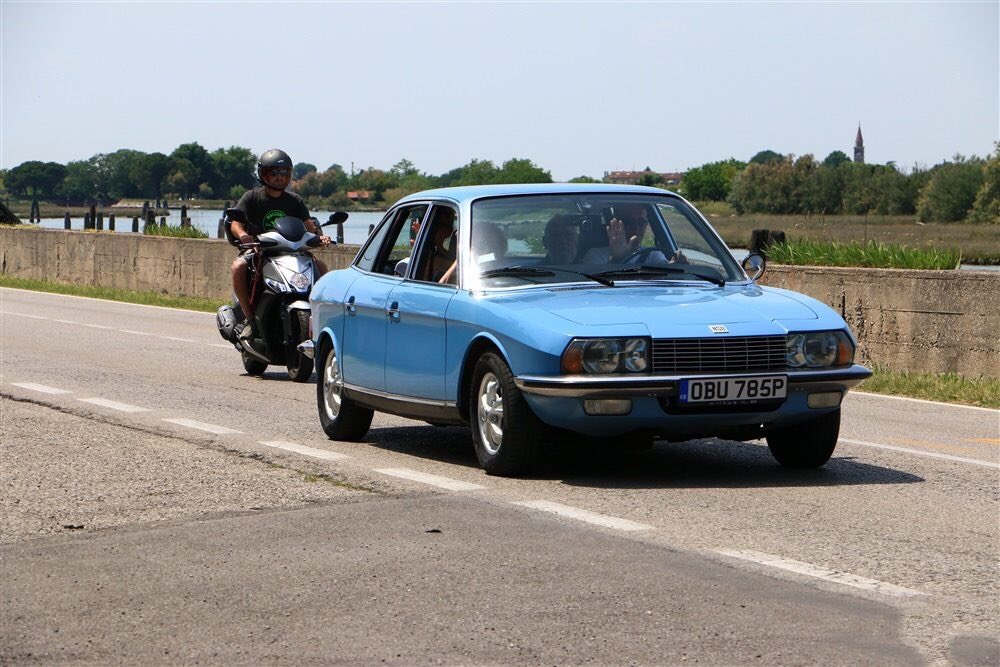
[[742, 252, 766, 281]]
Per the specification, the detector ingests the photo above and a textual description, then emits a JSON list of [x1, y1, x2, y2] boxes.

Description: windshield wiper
[[593, 264, 725, 287], [481, 265, 614, 287]]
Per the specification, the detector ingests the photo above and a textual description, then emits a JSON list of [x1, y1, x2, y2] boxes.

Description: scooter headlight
[[288, 271, 312, 292]]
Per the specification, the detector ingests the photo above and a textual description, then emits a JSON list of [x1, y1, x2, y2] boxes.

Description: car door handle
[[386, 301, 400, 322], [345, 296, 357, 316]]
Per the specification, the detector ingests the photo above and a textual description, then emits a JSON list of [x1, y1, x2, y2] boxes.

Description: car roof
[[395, 182, 680, 206]]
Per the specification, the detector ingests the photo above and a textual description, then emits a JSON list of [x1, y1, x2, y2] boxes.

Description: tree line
[[2, 141, 996, 223]]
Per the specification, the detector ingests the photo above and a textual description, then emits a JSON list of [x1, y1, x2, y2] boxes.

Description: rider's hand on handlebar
[[319, 235, 333, 246], [239, 234, 254, 246]]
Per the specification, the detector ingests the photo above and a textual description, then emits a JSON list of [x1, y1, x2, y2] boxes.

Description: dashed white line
[[53, 319, 78, 324], [260, 440, 349, 462], [2, 312, 48, 320], [853, 390, 999, 414], [374, 468, 485, 491], [162, 336, 196, 343], [513, 500, 654, 532], [84, 323, 114, 330], [839, 438, 999, 470], [11, 382, 72, 395], [162, 418, 241, 435], [120, 329, 155, 337], [78, 397, 149, 413], [717, 550, 924, 598]]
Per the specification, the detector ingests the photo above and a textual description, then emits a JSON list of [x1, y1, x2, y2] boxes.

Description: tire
[[286, 310, 314, 383], [766, 408, 840, 468], [469, 352, 542, 477], [242, 350, 267, 376], [317, 341, 373, 441]]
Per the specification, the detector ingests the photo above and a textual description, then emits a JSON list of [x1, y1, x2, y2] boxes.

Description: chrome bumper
[[514, 364, 872, 398]]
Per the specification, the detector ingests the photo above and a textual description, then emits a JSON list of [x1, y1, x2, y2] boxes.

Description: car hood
[[491, 283, 820, 337]]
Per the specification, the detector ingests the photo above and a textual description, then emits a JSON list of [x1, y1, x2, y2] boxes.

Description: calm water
[[33, 209, 997, 272], [37, 208, 386, 246]]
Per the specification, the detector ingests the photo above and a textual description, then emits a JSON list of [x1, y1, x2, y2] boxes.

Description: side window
[[358, 204, 428, 276], [413, 205, 459, 284], [355, 212, 396, 273]]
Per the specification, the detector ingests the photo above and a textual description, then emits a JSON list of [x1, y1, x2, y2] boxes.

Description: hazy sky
[[2, 1, 997, 181]]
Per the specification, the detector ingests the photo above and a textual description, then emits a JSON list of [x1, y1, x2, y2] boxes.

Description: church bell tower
[[854, 124, 865, 164]]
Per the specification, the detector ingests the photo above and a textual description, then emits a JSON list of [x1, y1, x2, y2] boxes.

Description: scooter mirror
[[326, 211, 349, 225]]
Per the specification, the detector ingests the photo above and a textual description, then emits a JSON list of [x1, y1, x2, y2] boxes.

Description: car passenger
[[542, 214, 579, 264], [425, 208, 457, 283], [581, 203, 686, 264]]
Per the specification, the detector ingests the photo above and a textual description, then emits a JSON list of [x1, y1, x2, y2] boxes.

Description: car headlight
[[561, 338, 649, 374], [786, 331, 854, 368]]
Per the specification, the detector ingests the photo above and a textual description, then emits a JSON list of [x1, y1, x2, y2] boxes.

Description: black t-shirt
[[233, 187, 310, 236]]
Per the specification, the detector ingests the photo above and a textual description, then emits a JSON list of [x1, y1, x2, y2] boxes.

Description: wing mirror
[[741, 252, 766, 281], [325, 211, 349, 226]]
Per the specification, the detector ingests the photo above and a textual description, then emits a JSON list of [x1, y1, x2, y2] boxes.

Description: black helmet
[[257, 148, 293, 189]]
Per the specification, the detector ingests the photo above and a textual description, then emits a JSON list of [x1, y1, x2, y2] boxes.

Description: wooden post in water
[[336, 222, 344, 244], [108, 213, 116, 231], [160, 216, 166, 228], [369, 223, 375, 236], [142, 201, 149, 221], [96, 212, 104, 231], [29, 200, 40, 223], [145, 210, 155, 232], [84, 213, 91, 229], [64, 212, 71, 230], [181, 205, 189, 228], [132, 216, 139, 233]]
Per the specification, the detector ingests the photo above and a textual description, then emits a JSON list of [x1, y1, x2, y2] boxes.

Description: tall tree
[[749, 149, 784, 165], [293, 162, 317, 179]]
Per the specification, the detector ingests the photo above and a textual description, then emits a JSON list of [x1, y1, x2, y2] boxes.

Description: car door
[[341, 204, 428, 392], [384, 203, 459, 401]]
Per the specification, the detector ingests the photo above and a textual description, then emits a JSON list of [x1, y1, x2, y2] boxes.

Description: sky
[[2, 1, 997, 182]]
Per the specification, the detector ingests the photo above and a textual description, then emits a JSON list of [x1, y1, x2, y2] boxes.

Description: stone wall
[[3, 227, 998, 377]]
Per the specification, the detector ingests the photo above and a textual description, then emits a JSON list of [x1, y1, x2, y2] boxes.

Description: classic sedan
[[308, 184, 871, 476]]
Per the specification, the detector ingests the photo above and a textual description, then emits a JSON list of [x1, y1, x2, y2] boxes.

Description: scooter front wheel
[[286, 309, 314, 382], [242, 349, 267, 376]]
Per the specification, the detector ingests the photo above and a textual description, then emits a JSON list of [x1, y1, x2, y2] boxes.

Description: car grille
[[651, 335, 786, 374]]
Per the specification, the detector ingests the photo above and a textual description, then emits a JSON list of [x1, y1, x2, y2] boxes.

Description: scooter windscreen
[[271, 216, 307, 243]]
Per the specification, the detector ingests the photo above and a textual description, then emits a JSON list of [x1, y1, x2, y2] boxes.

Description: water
[[31, 210, 997, 271], [36, 208, 386, 246]]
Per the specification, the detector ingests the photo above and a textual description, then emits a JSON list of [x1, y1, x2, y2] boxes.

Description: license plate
[[679, 375, 787, 404]]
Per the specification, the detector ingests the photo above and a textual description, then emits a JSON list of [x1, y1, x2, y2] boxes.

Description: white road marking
[[259, 440, 349, 462], [2, 312, 48, 320], [53, 319, 78, 324], [83, 323, 114, 330], [11, 382, 72, 395], [0, 286, 215, 315], [120, 329, 155, 336], [374, 468, 485, 491], [853, 391, 998, 414], [513, 500, 655, 532], [717, 550, 924, 598], [162, 336, 196, 343], [162, 418, 241, 434], [839, 438, 999, 470], [78, 397, 149, 413]]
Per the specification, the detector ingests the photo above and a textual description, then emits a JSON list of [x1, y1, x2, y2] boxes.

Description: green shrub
[[143, 224, 207, 239], [767, 239, 960, 270]]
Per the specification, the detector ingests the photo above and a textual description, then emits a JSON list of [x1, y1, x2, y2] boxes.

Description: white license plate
[[679, 375, 787, 404]]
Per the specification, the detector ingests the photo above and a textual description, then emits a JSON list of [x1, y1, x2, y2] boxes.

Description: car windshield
[[468, 193, 742, 289]]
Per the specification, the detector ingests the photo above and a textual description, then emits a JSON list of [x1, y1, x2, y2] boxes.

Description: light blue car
[[309, 184, 871, 476]]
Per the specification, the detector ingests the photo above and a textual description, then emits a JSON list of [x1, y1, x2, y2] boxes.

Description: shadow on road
[[361, 424, 924, 489]]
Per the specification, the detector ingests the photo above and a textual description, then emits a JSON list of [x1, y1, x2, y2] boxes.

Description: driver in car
[[581, 203, 685, 264]]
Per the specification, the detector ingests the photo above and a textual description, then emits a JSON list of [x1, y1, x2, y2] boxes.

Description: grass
[[766, 239, 961, 270], [861, 367, 1000, 409], [143, 224, 208, 239], [0, 275, 226, 313], [694, 204, 999, 264]]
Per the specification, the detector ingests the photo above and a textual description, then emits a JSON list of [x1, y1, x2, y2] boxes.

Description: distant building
[[347, 190, 373, 201], [854, 124, 865, 164], [603, 168, 683, 186]]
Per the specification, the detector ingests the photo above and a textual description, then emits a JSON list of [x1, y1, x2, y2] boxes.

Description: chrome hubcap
[[322, 348, 343, 420], [477, 372, 504, 455]]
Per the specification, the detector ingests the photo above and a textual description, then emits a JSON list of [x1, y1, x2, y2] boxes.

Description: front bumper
[[514, 365, 872, 398], [513, 365, 872, 438]]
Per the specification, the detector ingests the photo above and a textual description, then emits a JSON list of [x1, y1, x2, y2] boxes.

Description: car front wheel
[[765, 408, 840, 468], [469, 352, 541, 477], [317, 342, 373, 441]]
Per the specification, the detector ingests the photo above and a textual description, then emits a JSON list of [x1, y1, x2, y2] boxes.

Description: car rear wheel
[[766, 408, 840, 468], [470, 352, 541, 477], [318, 342, 373, 441]]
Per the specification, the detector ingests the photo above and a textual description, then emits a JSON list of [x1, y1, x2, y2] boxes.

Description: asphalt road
[[1, 287, 997, 666]]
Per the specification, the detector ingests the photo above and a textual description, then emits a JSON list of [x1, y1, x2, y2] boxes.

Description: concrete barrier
[[2, 227, 998, 378]]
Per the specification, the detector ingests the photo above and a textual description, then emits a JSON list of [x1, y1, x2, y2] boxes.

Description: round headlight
[[804, 332, 840, 367], [623, 339, 648, 372], [581, 340, 621, 374]]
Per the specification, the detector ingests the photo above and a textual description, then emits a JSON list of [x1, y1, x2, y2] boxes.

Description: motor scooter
[[216, 209, 348, 381]]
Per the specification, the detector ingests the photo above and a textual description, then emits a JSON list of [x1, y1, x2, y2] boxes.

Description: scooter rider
[[230, 148, 331, 338]]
